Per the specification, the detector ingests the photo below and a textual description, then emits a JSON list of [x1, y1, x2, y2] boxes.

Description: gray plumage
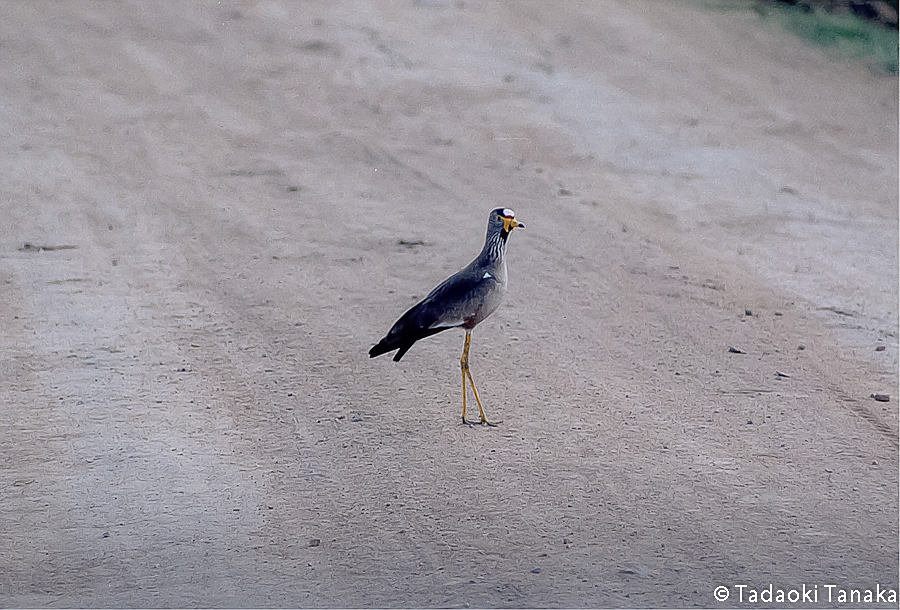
[[369, 208, 524, 362]]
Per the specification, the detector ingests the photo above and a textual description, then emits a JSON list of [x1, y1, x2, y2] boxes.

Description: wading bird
[[369, 208, 524, 425]]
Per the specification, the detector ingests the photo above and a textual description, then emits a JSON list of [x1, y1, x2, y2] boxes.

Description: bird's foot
[[462, 416, 501, 427]]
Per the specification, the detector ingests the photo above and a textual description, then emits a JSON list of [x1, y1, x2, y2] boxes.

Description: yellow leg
[[460, 331, 500, 426], [461, 344, 468, 424]]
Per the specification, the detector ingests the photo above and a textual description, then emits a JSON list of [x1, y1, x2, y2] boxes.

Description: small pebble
[[872, 394, 890, 402]]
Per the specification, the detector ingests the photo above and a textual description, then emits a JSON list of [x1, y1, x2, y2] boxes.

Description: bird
[[369, 208, 524, 425]]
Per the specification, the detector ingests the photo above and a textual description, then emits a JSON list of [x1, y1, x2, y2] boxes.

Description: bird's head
[[493, 208, 524, 234]]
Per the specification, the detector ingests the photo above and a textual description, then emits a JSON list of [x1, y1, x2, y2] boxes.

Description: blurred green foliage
[[682, 1, 899, 73], [756, 2, 899, 73]]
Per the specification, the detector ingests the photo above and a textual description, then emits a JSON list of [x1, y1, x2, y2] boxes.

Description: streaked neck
[[481, 228, 508, 264]]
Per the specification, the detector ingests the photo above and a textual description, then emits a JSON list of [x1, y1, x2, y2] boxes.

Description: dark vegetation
[[768, 0, 899, 29], [760, 0, 899, 72]]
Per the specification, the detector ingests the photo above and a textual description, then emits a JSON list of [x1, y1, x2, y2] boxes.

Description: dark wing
[[369, 268, 492, 361]]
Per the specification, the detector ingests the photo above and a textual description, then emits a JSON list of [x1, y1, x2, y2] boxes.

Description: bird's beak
[[503, 217, 524, 232]]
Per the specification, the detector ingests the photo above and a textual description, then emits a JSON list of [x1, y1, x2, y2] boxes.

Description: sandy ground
[[1, 1, 897, 607]]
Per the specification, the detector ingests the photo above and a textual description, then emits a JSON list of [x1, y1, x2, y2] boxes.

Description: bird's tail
[[369, 326, 448, 361], [368, 339, 394, 359]]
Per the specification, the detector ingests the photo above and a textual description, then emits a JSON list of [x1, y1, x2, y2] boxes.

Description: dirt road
[[1, 1, 897, 607]]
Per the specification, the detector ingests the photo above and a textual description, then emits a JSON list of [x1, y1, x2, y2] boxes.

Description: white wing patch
[[430, 319, 464, 329], [482, 272, 493, 279]]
